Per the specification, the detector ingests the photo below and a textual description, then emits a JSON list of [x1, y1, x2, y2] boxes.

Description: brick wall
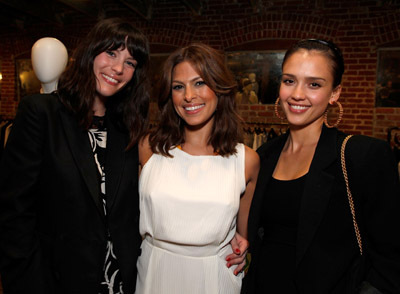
[[1, 0, 400, 139]]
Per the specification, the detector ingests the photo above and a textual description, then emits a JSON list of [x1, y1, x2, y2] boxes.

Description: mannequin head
[[31, 37, 68, 93]]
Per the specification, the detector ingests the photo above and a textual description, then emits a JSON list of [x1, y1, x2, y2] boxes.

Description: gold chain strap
[[340, 134, 363, 256]]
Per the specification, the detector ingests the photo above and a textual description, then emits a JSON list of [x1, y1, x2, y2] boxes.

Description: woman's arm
[[237, 145, 260, 239], [349, 136, 400, 293], [227, 146, 260, 274]]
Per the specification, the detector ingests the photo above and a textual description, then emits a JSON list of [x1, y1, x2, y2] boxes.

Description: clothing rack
[[242, 121, 288, 149], [387, 126, 400, 164], [243, 121, 288, 135]]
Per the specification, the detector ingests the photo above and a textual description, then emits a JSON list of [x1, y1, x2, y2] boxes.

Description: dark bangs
[[90, 21, 149, 70]]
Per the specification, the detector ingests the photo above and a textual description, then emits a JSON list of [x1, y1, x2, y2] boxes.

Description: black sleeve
[[0, 95, 53, 293], [348, 136, 400, 293]]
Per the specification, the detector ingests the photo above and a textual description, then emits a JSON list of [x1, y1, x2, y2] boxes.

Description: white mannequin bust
[[31, 37, 68, 93]]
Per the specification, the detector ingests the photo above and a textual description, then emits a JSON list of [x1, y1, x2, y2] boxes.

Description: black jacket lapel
[[59, 107, 105, 218], [295, 126, 338, 267]]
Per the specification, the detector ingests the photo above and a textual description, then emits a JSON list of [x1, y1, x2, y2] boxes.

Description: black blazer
[[0, 94, 141, 294], [243, 126, 400, 293]]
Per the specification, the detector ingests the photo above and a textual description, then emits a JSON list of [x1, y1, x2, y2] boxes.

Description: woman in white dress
[[136, 43, 260, 294]]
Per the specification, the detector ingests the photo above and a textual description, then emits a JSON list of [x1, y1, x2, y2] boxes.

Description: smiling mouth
[[102, 74, 118, 84], [289, 104, 310, 110], [184, 104, 205, 111]]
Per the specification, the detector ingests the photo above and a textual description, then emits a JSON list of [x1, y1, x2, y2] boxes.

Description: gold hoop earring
[[324, 101, 343, 128], [274, 97, 286, 120]]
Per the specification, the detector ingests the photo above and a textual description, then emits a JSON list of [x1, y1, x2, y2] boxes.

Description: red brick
[[0, 0, 398, 137]]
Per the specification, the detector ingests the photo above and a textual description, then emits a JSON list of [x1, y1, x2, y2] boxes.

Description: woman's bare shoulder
[[139, 134, 153, 167]]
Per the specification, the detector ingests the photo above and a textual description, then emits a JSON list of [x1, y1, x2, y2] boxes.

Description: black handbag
[[341, 135, 382, 294]]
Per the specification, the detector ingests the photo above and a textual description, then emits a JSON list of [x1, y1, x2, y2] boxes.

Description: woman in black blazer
[[243, 39, 400, 293], [0, 18, 150, 293]]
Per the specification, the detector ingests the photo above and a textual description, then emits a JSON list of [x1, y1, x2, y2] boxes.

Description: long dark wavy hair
[[149, 43, 243, 157], [57, 18, 150, 149]]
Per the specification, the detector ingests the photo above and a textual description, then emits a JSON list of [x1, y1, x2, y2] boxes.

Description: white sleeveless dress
[[135, 144, 246, 294]]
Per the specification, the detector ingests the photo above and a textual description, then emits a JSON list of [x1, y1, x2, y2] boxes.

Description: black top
[[255, 174, 307, 293], [243, 126, 400, 294]]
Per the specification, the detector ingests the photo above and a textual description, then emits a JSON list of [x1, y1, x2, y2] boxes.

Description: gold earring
[[324, 101, 343, 128], [274, 97, 286, 120]]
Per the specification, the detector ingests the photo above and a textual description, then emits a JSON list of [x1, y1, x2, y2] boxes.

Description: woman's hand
[[226, 231, 249, 275]]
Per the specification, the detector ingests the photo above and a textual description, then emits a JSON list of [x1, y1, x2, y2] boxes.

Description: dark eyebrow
[[281, 73, 326, 82], [172, 76, 202, 84], [306, 77, 326, 82]]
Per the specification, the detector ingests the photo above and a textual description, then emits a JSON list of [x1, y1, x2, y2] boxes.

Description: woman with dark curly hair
[[0, 18, 149, 294], [136, 43, 259, 293]]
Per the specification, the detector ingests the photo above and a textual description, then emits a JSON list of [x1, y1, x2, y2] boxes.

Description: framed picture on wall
[[375, 48, 400, 107], [226, 51, 285, 105], [15, 58, 41, 101]]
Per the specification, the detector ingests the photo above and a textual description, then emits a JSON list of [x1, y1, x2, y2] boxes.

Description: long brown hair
[[150, 43, 243, 157], [57, 18, 150, 149]]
